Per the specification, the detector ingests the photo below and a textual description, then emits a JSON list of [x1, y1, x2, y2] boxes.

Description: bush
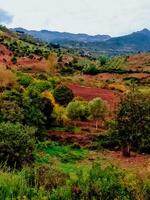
[[17, 72, 33, 87], [99, 55, 109, 66], [0, 122, 36, 168], [28, 80, 52, 92], [0, 100, 24, 123], [82, 63, 99, 75], [53, 85, 74, 106], [67, 100, 89, 121]]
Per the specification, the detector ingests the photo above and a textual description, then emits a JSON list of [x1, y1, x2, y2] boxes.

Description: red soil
[[68, 84, 119, 111], [0, 44, 48, 72], [102, 150, 150, 175], [82, 73, 150, 82], [48, 130, 92, 147]]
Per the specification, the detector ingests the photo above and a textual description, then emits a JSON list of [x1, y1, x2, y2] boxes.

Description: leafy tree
[[99, 55, 109, 66], [116, 91, 150, 157], [67, 100, 89, 121], [89, 97, 107, 130], [23, 88, 54, 129], [53, 85, 74, 106], [0, 122, 36, 168]]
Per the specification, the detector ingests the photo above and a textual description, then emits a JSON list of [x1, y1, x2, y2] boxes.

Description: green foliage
[[0, 88, 54, 131], [50, 163, 135, 200], [115, 91, 150, 154], [89, 97, 107, 120], [28, 80, 52, 92], [53, 85, 74, 106], [67, 100, 89, 121], [82, 63, 99, 75], [99, 55, 109, 66], [0, 100, 24, 123], [0, 122, 36, 168], [23, 88, 54, 130], [17, 72, 33, 87], [36, 142, 88, 164]]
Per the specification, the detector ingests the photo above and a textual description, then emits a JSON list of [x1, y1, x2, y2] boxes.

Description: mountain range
[[12, 28, 150, 55]]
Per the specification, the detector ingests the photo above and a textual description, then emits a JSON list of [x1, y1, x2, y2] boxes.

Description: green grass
[[35, 141, 88, 164]]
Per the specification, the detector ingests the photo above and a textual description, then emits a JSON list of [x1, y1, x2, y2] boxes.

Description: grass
[[35, 141, 88, 165]]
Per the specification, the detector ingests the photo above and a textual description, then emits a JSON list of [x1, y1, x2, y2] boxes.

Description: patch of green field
[[35, 141, 88, 164]]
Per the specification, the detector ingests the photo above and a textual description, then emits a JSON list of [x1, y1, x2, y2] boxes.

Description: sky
[[0, 0, 150, 36]]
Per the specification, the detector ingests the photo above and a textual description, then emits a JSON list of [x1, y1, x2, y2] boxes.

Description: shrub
[[28, 80, 52, 92], [82, 63, 99, 75], [99, 55, 109, 66], [67, 100, 89, 121], [53, 85, 74, 106], [50, 163, 133, 200], [17, 72, 33, 87], [0, 100, 24, 123], [0, 122, 36, 168]]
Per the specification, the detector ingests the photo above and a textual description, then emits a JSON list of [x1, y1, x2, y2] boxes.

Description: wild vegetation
[[0, 26, 150, 199]]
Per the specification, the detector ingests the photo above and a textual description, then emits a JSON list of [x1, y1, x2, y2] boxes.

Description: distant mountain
[[12, 28, 111, 43], [12, 28, 150, 55], [86, 28, 150, 54]]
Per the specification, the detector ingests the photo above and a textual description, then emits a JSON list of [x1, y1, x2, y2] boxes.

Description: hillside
[[0, 26, 150, 200]]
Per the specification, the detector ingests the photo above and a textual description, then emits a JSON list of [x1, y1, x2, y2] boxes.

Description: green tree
[[23, 88, 53, 130], [0, 122, 36, 168], [89, 97, 107, 130], [116, 91, 150, 157], [53, 85, 74, 106], [67, 100, 89, 121], [99, 55, 109, 66]]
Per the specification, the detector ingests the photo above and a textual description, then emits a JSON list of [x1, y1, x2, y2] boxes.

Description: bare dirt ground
[[68, 83, 119, 111], [0, 44, 48, 72]]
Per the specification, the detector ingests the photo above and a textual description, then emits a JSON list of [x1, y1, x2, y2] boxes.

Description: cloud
[[0, 9, 13, 25]]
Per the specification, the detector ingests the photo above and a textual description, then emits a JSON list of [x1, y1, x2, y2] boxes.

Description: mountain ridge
[[12, 27, 150, 55]]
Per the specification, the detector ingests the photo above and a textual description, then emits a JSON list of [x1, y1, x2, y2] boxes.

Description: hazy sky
[[0, 0, 150, 36]]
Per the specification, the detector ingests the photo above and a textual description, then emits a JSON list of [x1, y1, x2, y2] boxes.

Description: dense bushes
[[0, 87, 54, 130], [0, 162, 148, 199], [0, 122, 36, 168]]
